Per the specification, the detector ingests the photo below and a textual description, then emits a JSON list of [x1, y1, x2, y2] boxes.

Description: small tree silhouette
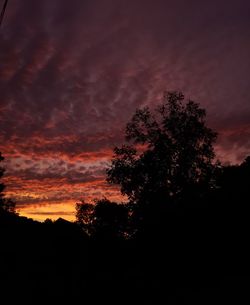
[[92, 199, 128, 240], [76, 199, 128, 239], [75, 200, 94, 235], [107, 91, 218, 206]]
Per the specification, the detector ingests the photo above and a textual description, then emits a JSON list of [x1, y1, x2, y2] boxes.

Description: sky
[[0, 0, 250, 221]]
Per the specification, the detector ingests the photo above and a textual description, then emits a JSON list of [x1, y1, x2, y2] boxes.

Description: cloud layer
[[0, 0, 250, 220]]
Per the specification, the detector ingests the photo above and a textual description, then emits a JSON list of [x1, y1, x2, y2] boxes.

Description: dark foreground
[[1, 211, 250, 304]]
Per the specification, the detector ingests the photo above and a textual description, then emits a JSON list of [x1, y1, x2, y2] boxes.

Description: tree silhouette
[[107, 92, 218, 208], [75, 200, 94, 235], [92, 199, 128, 240], [0, 152, 16, 214], [76, 199, 128, 239]]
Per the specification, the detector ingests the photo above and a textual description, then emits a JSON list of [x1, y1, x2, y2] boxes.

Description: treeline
[[74, 92, 250, 240], [0, 92, 250, 303]]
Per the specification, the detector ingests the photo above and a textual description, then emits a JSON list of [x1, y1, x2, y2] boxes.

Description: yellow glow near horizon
[[18, 201, 76, 222]]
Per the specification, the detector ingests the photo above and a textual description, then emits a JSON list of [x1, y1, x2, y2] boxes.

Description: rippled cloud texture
[[0, 0, 250, 220]]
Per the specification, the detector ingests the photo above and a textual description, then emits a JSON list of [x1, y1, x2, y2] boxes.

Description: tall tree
[[107, 91, 218, 206]]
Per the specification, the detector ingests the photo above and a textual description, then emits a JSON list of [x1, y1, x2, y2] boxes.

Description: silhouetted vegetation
[[1, 92, 250, 303], [107, 91, 217, 203], [76, 198, 129, 240]]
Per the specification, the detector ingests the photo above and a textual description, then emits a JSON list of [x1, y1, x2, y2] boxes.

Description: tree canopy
[[107, 91, 217, 206]]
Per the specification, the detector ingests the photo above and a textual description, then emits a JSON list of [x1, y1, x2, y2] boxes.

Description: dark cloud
[[0, 0, 250, 219]]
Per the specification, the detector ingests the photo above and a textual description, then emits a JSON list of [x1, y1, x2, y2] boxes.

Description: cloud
[[0, 0, 250, 219]]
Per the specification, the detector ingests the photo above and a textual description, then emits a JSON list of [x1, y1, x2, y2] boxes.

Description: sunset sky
[[0, 0, 250, 221]]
